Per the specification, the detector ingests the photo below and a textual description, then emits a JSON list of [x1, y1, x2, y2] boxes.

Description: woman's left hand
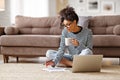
[[71, 38, 79, 46]]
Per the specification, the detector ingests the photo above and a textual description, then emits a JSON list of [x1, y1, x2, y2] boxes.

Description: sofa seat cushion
[[1, 47, 57, 56], [0, 35, 60, 47], [93, 35, 120, 47]]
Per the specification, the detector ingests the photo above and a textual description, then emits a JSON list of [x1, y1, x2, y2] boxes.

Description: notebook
[[72, 55, 103, 73]]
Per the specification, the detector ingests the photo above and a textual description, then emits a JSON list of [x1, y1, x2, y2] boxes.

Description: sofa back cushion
[[78, 16, 91, 28], [15, 15, 62, 35], [89, 15, 120, 35]]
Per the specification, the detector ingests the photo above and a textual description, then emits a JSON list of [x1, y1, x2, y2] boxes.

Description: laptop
[[72, 55, 103, 73]]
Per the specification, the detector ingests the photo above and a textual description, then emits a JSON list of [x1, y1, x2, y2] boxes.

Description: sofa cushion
[[15, 15, 55, 28], [0, 35, 60, 47], [50, 16, 62, 35], [1, 47, 57, 56], [15, 15, 61, 35], [89, 16, 120, 35], [113, 25, 120, 35], [93, 35, 120, 47], [106, 26, 114, 34], [5, 27, 19, 35], [78, 16, 91, 28]]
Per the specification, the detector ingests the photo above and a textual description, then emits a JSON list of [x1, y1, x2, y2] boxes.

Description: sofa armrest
[[4, 26, 19, 35], [0, 27, 5, 35]]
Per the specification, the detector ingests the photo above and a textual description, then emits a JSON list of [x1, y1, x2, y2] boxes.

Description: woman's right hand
[[71, 38, 79, 46], [45, 60, 55, 67]]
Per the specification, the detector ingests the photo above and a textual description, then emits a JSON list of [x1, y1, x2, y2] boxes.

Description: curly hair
[[59, 6, 79, 25]]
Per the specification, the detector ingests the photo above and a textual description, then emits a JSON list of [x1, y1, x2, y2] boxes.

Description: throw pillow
[[5, 26, 19, 35], [113, 25, 120, 35], [77, 16, 91, 28]]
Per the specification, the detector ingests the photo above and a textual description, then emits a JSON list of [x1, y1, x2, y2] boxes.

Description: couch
[[0, 15, 120, 63], [89, 16, 120, 58], [0, 15, 62, 63]]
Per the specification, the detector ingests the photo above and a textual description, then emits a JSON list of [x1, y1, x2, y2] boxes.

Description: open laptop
[[72, 55, 103, 73]]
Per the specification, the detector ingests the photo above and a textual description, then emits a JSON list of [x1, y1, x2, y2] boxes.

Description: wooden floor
[[0, 55, 119, 66]]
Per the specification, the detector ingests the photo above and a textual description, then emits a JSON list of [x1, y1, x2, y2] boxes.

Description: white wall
[[1, 0, 120, 26], [10, 0, 24, 24], [0, 0, 50, 26], [48, 0, 56, 16], [0, 0, 11, 26], [10, 0, 49, 24], [68, 0, 120, 16], [23, 0, 49, 17]]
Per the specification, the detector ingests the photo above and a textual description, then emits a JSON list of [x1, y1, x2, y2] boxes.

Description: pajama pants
[[46, 48, 93, 61]]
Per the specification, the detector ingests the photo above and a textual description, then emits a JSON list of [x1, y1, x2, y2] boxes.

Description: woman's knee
[[80, 48, 93, 55], [46, 50, 53, 57], [46, 50, 57, 59]]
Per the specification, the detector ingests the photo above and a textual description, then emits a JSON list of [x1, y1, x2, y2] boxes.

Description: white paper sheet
[[42, 66, 67, 72]]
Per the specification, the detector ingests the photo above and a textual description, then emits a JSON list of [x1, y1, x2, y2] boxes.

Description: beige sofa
[[0, 15, 62, 63], [89, 16, 120, 58], [0, 15, 120, 63]]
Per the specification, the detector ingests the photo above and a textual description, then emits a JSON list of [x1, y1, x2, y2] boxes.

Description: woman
[[46, 6, 93, 67]]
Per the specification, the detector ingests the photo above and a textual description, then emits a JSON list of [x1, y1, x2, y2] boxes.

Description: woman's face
[[63, 19, 77, 32]]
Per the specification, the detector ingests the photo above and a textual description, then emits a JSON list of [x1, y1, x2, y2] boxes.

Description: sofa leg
[[3, 55, 9, 63], [16, 57, 19, 63]]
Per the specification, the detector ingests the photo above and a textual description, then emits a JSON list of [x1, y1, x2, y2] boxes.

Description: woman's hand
[[45, 60, 55, 67], [71, 38, 79, 46]]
